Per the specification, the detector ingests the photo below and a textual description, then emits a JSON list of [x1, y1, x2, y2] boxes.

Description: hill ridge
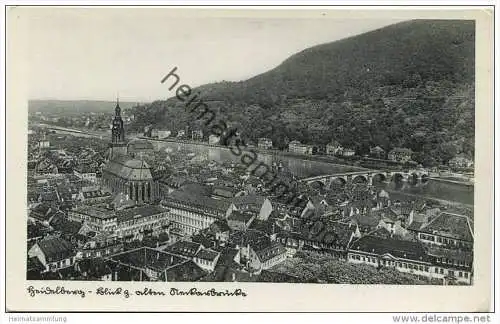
[[132, 19, 475, 167]]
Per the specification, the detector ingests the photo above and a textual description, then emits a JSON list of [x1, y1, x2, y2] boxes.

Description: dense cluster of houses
[[28, 130, 105, 180], [27, 166, 473, 284], [26, 127, 473, 284]]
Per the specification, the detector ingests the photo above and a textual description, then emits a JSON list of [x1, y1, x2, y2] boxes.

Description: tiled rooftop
[[116, 205, 167, 224], [420, 212, 473, 242], [350, 235, 429, 262]]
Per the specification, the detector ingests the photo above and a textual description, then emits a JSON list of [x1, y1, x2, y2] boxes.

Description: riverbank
[[34, 123, 367, 174], [429, 177, 474, 187], [386, 188, 474, 210], [35, 123, 108, 138], [141, 136, 368, 171]]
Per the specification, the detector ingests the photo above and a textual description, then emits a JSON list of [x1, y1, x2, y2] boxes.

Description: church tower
[[108, 97, 128, 160]]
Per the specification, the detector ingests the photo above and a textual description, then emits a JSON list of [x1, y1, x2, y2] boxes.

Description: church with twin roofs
[[101, 99, 156, 204]]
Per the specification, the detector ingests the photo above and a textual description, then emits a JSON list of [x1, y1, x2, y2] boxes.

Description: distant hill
[[193, 19, 474, 102], [131, 19, 475, 166], [29, 100, 139, 114]]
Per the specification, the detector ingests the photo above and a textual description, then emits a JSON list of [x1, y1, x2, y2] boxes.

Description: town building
[[27, 222, 52, 244], [348, 236, 433, 280], [68, 205, 117, 233], [77, 187, 112, 204], [208, 135, 220, 145], [227, 210, 256, 231], [425, 245, 473, 285], [228, 195, 273, 221], [326, 141, 343, 155], [205, 219, 231, 244], [192, 129, 203, 141], [28, 236, 76, 272], [277, 221, 356, 258], [157, 175, 193, 197], [411, 212, 474, 250], [388, 148, 413, 163], [73, 164, 97, 183], [29, 203, 57, 224], [37, 189, 61, 207], [370, 146, 386, 159], [258, 138, 273, 150], [164, 240, 221, 272], [106, 247, 206, 281], [49, 217, 92, 243], [127, 139, 154, 158], [341, 148, 356, 157], [158, 130, 171, 139], [448, 154, 474, 169], [151, 129, 172, 139], [68, 204, 170, 239], [160, 189, 231, 237], [229, 230, 287, 272], [38, 138, 50, 149], [212, 185, 241, 199], [77, 235, 124, 260], [114, 205, 170, 240], [255, 241, 287, 270], [288, 140, 313, 155], [75, 258, 114, 281]]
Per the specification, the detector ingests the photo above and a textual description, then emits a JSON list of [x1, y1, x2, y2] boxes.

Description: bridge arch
[[408, 172, 419, 183], [309, 180, 326, 190], [371, 173, 387, 183], [352, 175, 368, 184], [391, 172, 406, 183], [328, 176, 347, 189]]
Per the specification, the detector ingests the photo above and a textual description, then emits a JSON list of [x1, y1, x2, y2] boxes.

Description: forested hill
[[131, 19, 475, 167]]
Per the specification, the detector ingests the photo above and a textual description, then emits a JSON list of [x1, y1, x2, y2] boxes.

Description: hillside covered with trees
[[130, 19, 475, 167]]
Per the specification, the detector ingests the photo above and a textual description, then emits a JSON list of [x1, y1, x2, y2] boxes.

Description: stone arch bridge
[[301, 169, 429, 189]]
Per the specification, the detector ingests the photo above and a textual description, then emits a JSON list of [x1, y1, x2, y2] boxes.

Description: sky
[[19, 8, 406, 102]]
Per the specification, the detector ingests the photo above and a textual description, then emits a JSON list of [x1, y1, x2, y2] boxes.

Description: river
[[38, 125, 474, 206], [150, 140, 474, 207]]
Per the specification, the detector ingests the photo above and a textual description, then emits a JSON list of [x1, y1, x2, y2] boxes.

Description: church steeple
[[108, 95, 127, 160], [115, 95, 121, 117], [111, 96, 125, 143]]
